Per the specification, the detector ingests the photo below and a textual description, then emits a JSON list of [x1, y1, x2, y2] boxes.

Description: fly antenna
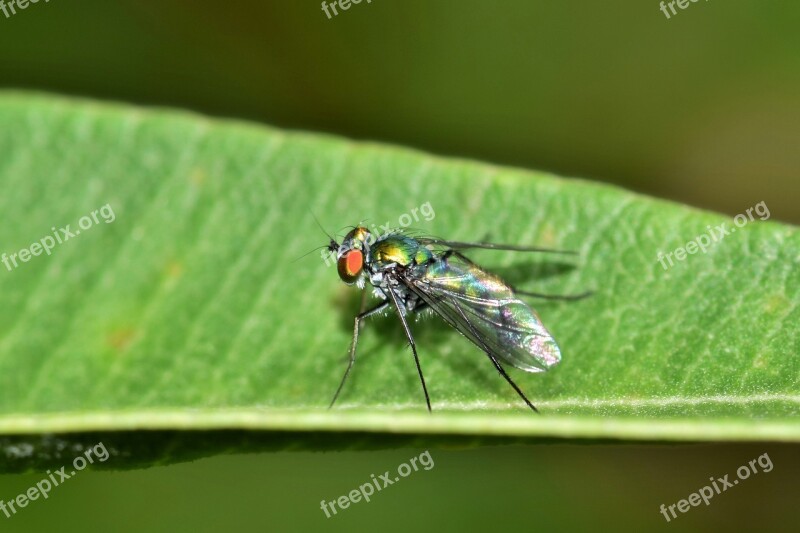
[[310, 209, 336, 243], [293, 211, 338, 263]]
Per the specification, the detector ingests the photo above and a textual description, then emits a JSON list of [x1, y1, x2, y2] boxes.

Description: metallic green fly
[[326, 226, 589, 413]]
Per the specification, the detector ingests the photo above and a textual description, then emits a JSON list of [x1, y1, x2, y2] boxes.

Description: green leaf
[[0, 92, 798, 471]]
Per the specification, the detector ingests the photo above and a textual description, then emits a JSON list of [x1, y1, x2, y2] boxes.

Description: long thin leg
[[483, 351, 539, 413], [329, 296, 390, 409], [450, 296, 539, 413], [386, 287, 432, 412]]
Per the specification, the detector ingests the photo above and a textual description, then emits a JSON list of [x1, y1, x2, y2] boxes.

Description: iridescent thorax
[[371, 235, 433, 268]]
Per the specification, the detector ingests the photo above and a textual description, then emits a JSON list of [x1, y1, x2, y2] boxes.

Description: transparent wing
[[398, 255, 561, 372]]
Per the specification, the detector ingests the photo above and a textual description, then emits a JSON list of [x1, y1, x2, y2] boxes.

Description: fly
[[326, 225, 589, 413]]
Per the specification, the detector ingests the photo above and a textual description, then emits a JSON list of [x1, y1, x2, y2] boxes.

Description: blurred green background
[[0, 1, 797, 531], [1, 0, 797, 222]]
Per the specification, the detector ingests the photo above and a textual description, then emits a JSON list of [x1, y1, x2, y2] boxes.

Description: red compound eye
[[337, 249, 363, 284]]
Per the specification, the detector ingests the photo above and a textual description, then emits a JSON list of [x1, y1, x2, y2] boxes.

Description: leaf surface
[[0, 93, 797, 470]]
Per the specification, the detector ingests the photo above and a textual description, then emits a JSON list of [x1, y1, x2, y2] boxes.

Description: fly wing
[[398, 255, 561, 372], [416, 237, 576, 255]]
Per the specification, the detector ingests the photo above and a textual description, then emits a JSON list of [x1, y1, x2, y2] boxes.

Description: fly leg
[[450, 296, 540, 413], [386, 286, 432, 412], [329, 292, 390, 409]]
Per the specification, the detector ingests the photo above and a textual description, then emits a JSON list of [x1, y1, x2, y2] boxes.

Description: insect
[[325, 225, 589, 413]]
